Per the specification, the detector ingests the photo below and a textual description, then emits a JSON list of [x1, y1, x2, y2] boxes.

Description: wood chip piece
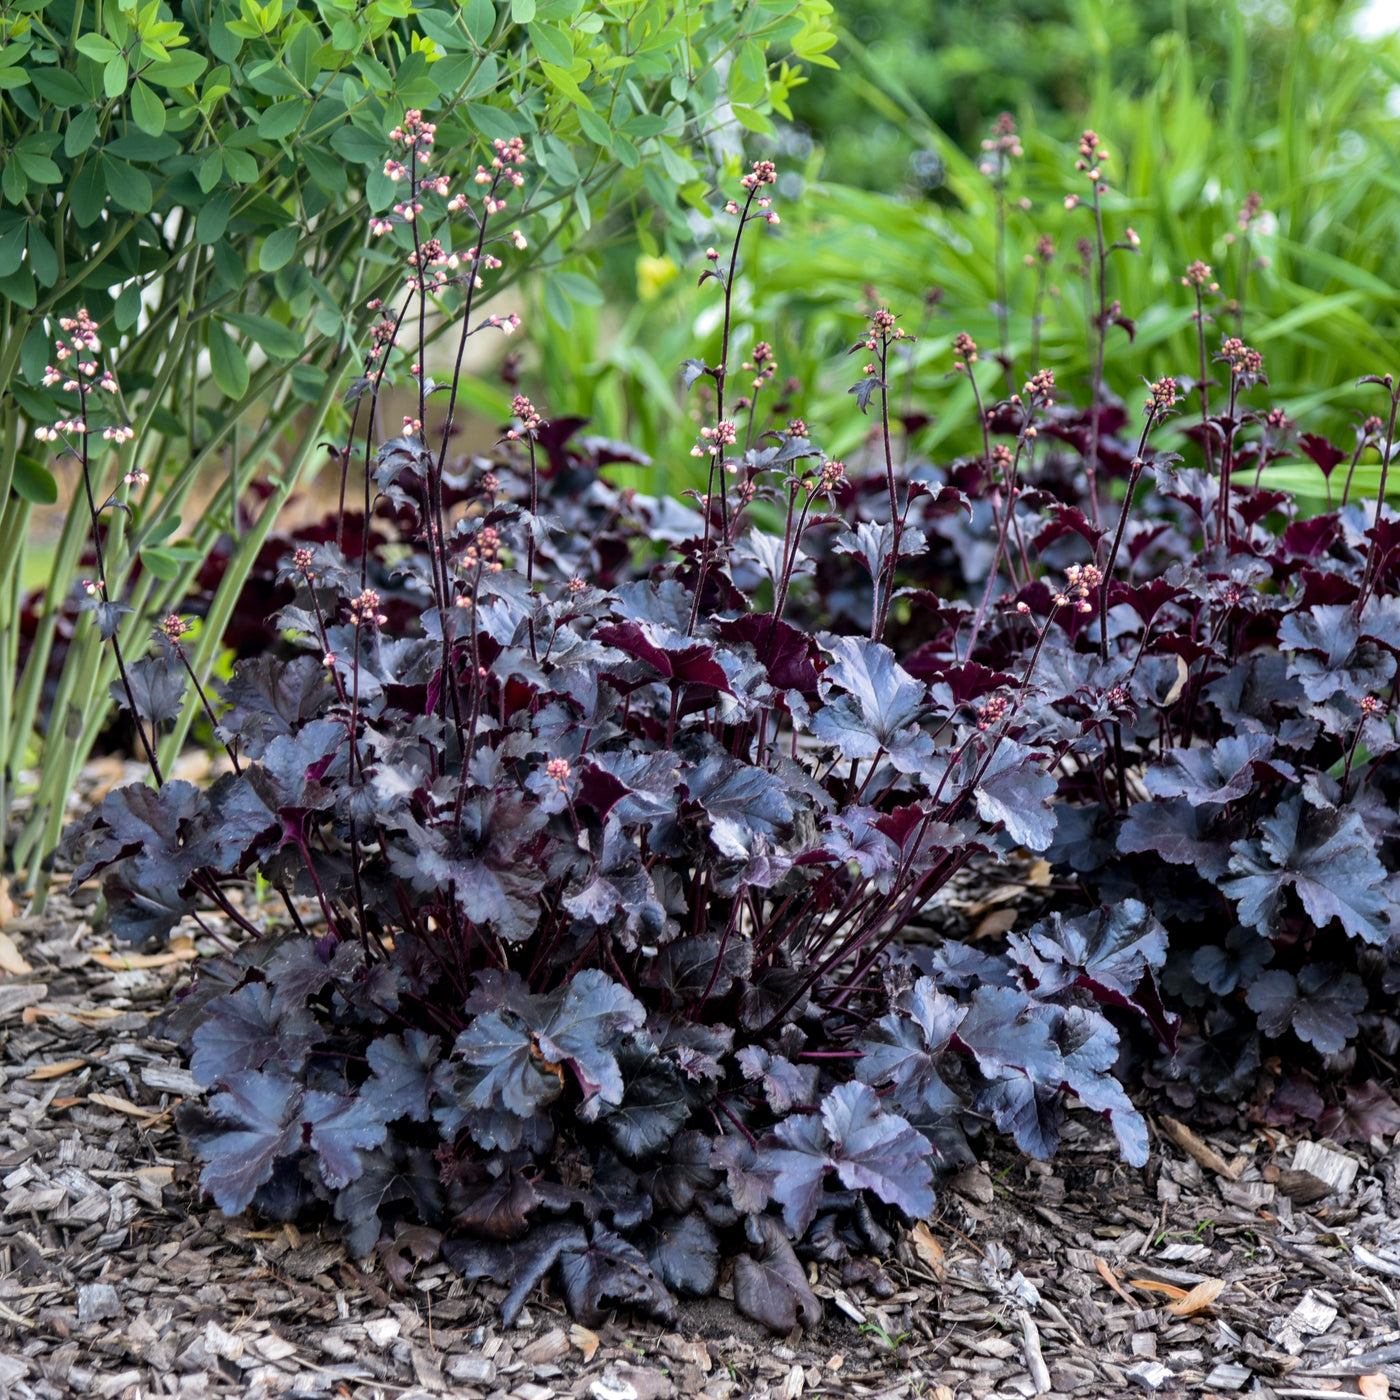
[[77, 1283, 122, 1324], [0, 983, 47, 1018], [1017, 1309, 1051, 1396], [91, 947, 197, 971], [1125, 1360, 1175, 1390], [1358, 1376, 1389, 1400], [1291, 1142, 1358, 1195], [1203, 1362, 1252, 1392], [518, 1328, 570, 1365], [87, 1092, 164, 1120], [1095, 1257, 1137, 1305]]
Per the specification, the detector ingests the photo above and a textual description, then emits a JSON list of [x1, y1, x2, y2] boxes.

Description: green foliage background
[[0, 0, 833, 887], [532, 0, 1400, 504]]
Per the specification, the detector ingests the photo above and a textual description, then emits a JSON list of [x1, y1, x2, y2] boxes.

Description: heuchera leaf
[[1143, 732, 1295, 806], [557, 1223, 678, 1327], [305, 1088, 389, 1189], [683, 755, 793, 858], [973, 739, 1058, 851], [638, 1213, 719, 1297], [1316, 1080, 1400, 1143], [761, 1082, 934, 1236], [180, 1069, 305, 1214], [809, 634, 931, 769], [1279, 605, 1395, 702], [363, 1031, 440, 1124], [450, 969, 645, 1122], [733, 1215, 822, 1334], [1223, 796, 1393, 944], [1117, 798, 1234, 880], [1245, 964, 1367, 1053], [855, 976, 965, 1118], [190, 982, 320, 1088], [1008, 900, 1177, 1047], [1036, 1003, 1148, 1167]]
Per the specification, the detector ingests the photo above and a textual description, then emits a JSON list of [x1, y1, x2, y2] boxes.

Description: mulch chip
[[0, 890, 1397, 1400]]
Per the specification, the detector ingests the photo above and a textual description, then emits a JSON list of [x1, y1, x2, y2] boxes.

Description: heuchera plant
[[54, 115, 1400, 1329]]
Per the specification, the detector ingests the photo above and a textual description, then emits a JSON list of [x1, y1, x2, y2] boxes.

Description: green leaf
[[0, 221, 25, 276], [329, 123, 383, 164], [207, 321, 250, 398], [510, 0, 534, 22], [75, 33, 121, 61], [2, 160, 28, 205], [99, 154, 152, 211], [65, 107, 100, 158], [259, 225, 299, 271], [144, 49, 206, 86], [463, 0, 496, 43], [68, 161, 106, 226], [576, 105, 611, 148], [114, 281, 142, 332], [729, 104, 774, 135], [130, 77, 166, 134], [104, 54, 129, 98], [30, 67, 92, 105], [256, 99, 305, 140], [195, 190, 232, 242], [554, 270, 602, 305], [141, 544, 205, 578], [464, 101, 518, 142], [223, 311, 302, 359], [416, 9, 468, 50], [288, 362, 328, 401], [223, 146, 259, 183], [12, 453, 58, 506], [543, 276, 572, 329], [539, 59, 587, 105], [26, 224, 57, 286], [527, 21, 571, 66], [303, 144, 348, 194], [197, 149, 224, 192], [0, 264, 37, 310], [612, 131, 639, 167]]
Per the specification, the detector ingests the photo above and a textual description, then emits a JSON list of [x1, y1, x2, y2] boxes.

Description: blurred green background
[[536, 0, 1400, 506]]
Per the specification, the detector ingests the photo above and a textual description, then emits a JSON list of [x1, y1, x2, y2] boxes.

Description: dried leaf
[[92, 947, 197, 970], [1094, 1257, 1136, 1305], [908, 1221, 947, 1279], [25, 1058, 87, 1081], [0, 930, 30, 975], [1165, 1277, 1226, 1316], [1158, 1115, 1241, 1179], [89, 1091, 165, 1120], [1127, 1279, 1189, 1299]]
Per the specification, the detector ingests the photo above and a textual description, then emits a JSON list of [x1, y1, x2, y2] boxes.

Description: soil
[[1, 841, 1398, 1399]]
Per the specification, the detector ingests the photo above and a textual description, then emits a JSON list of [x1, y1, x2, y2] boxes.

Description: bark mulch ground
[[0, 888, 1398, 1400]]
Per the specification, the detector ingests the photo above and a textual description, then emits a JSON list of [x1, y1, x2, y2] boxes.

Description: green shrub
[[529, 4, 1400, 503], [0, 0, 834, 891]]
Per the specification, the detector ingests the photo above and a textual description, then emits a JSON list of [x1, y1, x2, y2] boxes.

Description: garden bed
[[0, 892, 1396, 1400]]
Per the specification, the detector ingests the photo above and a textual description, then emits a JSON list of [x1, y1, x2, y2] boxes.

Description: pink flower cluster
[[34, 310, 133, 448]]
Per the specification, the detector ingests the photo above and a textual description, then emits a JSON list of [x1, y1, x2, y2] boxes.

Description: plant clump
[[49, 115, 1400, 1330]]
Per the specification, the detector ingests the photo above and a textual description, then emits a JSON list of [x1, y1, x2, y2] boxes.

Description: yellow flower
[[636, 254, 677, 302]]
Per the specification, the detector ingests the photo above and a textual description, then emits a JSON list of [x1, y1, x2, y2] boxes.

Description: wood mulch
[[0, 887, 1398, 1400]]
